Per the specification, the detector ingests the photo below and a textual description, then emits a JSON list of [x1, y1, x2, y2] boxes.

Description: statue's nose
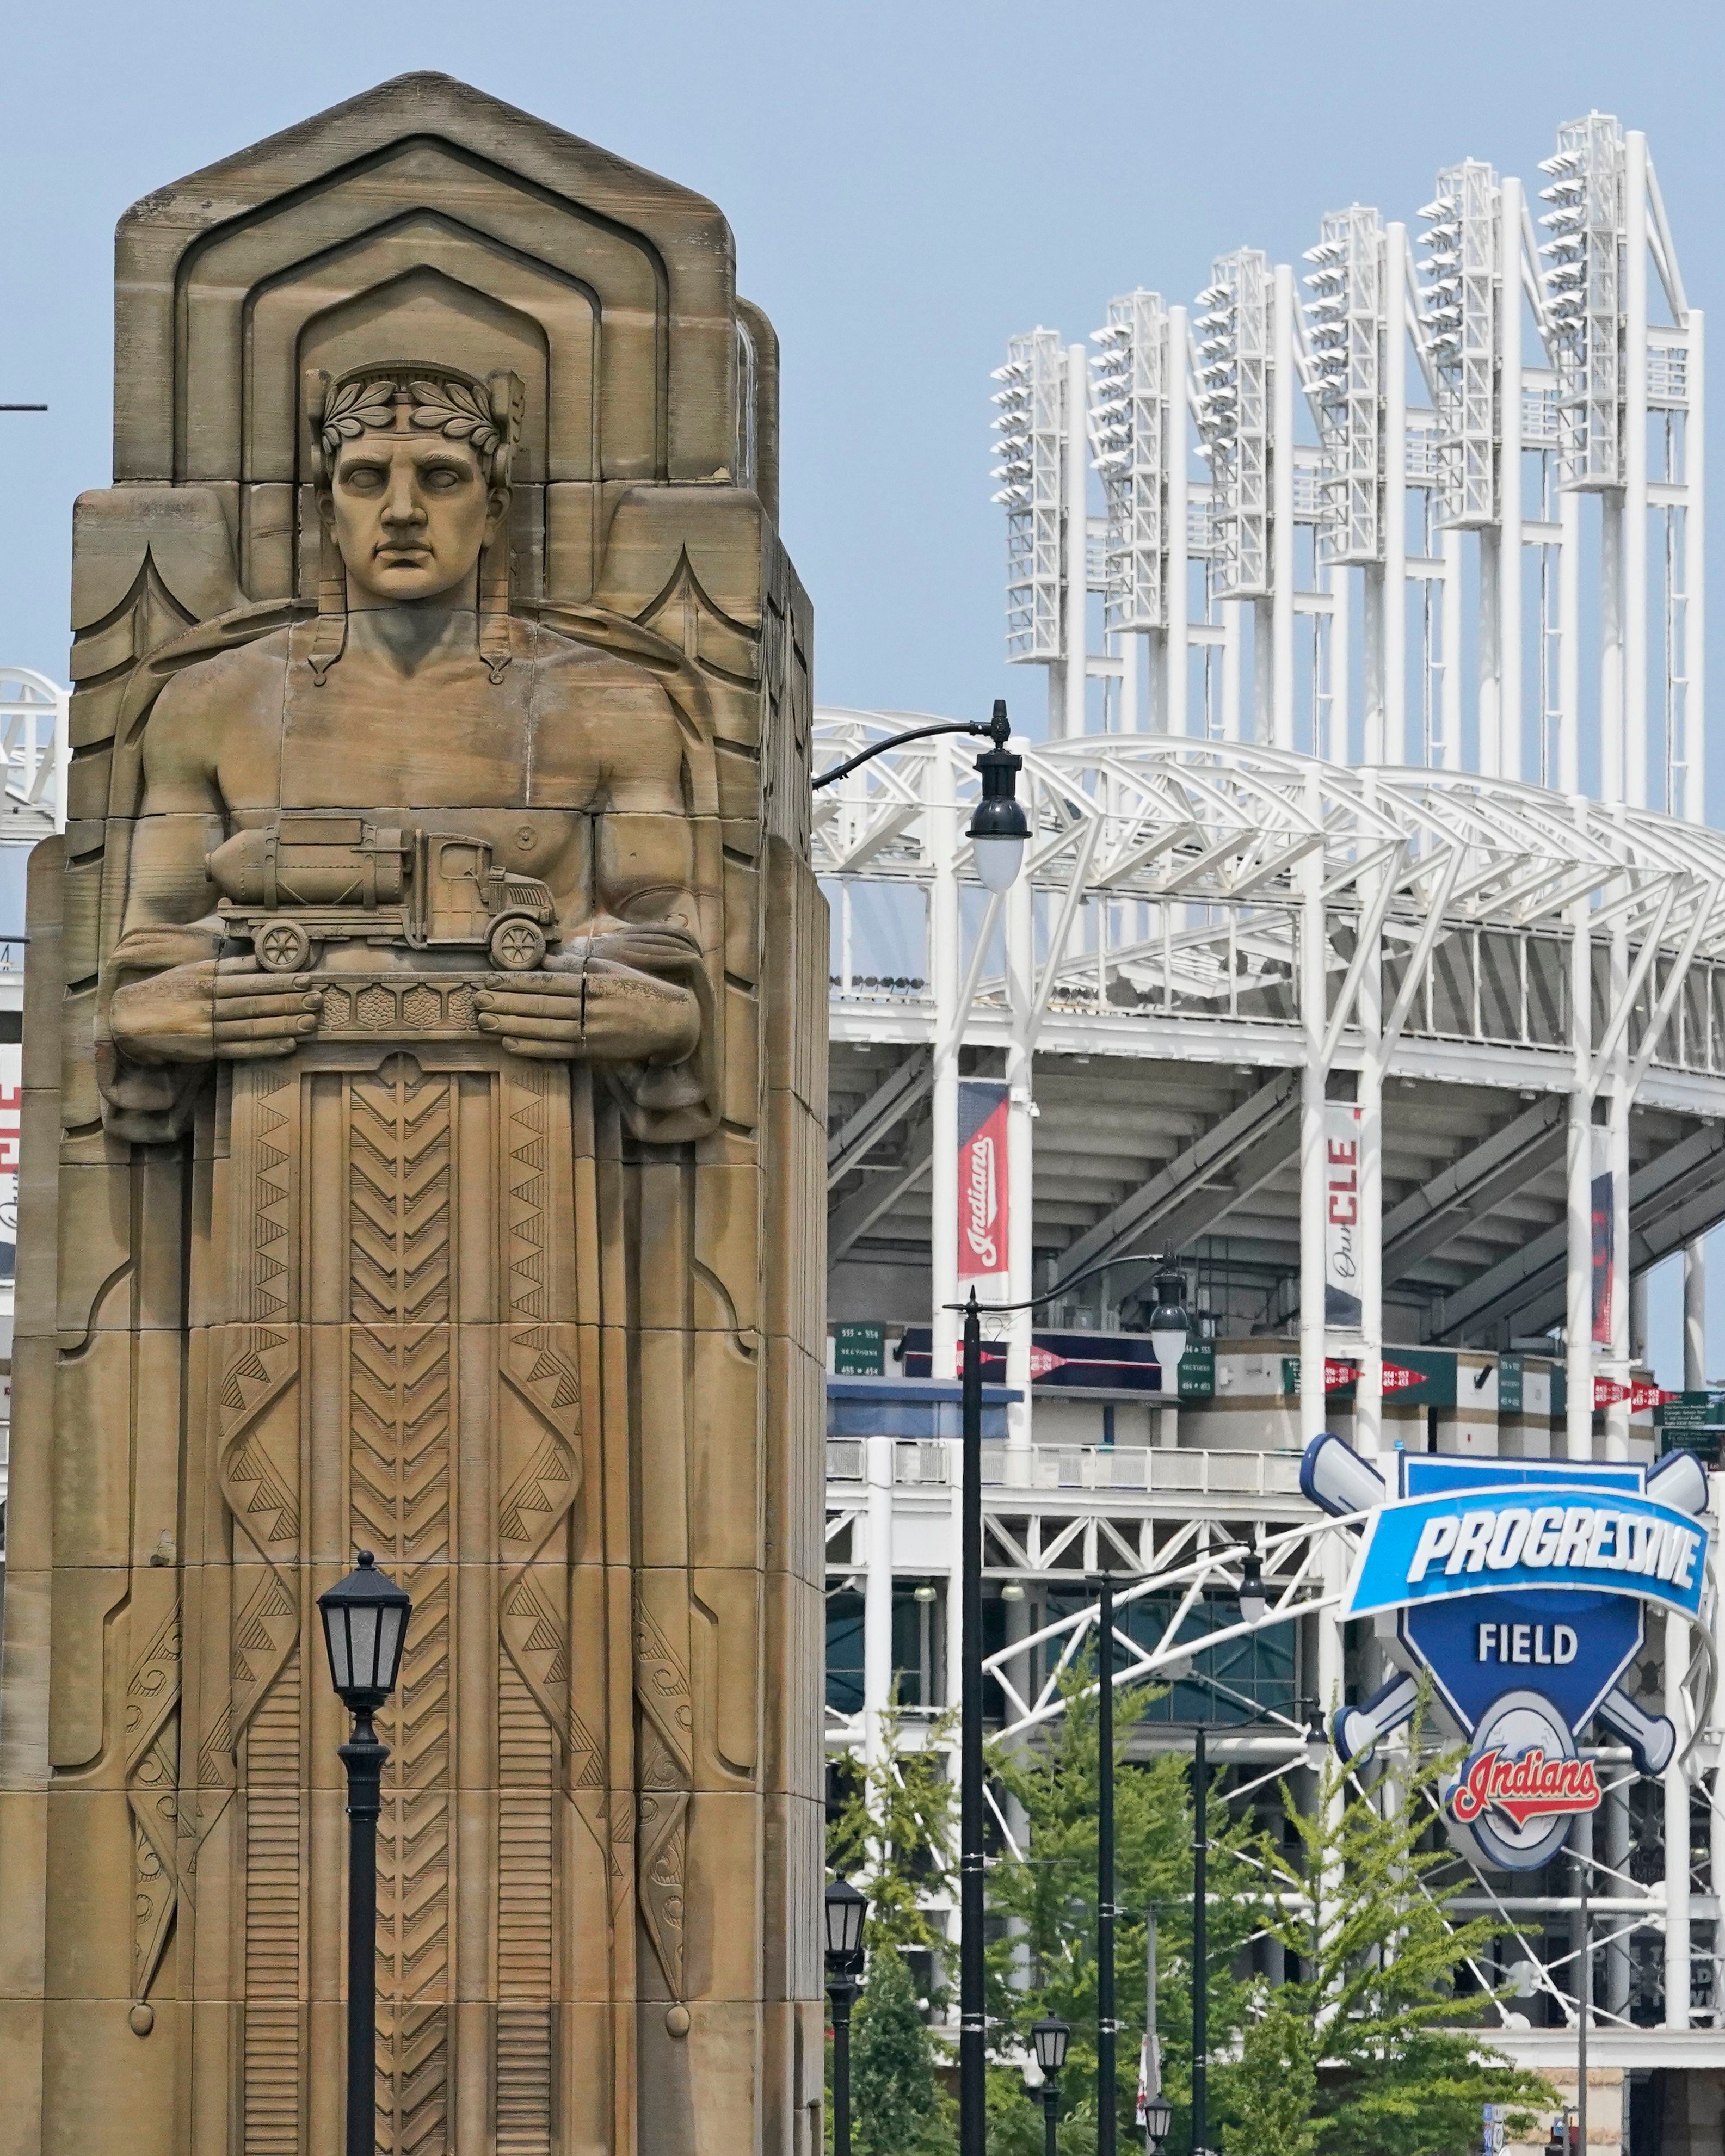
[[384, 470, 426, 526]]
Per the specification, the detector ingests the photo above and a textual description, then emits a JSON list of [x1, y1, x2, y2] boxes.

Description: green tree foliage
[[845, 1944, 957, 2156], [827, 1710, 958, 1955], [982, 1661, 1265, 2156], [1216, 1739, 1557, 2156]]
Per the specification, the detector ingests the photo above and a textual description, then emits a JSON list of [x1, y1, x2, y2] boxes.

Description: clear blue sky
[[4, 0, 1723, 1375]]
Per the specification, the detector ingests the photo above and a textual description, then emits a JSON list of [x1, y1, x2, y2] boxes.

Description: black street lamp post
[[1098, 1569, 1117, 2156], [317, 1551, 412, 2156], [824, 1877, 870, 2156], [952, 1257, 1191, 2156], [1030, 2016, 1070, 2156]]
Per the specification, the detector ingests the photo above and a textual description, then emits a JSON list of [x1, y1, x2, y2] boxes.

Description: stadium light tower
[[1420, 161, 1500, 531], [1304, 205, 1383, 569], [992, 328, 1069, 720], [1193, 249, 1272, 602], [1089, 289, 1168, 733]]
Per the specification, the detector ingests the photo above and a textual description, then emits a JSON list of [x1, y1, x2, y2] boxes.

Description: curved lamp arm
[[941, 1247, 1167, 1318], [812, 704, 1013, 792]]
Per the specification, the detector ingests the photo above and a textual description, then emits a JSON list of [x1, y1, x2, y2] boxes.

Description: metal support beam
[[828, 1049, 934, 1187], [828, 1117, 933, 1264], [1432, 1121, 1725, 1341], [1379, 1096, 1566, 1284], [1049, 1071, 1299, 1288]]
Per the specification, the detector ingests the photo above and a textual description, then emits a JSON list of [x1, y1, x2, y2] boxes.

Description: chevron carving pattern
[[347, 1057, 455, 2155]]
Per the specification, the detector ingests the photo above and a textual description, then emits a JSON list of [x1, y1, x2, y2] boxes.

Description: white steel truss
[[0, 667, 67, 842]]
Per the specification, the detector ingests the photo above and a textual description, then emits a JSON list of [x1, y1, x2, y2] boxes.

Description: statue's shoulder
[[153, 624, 294, 716], [144, 626, 294, 783], [519, 618, 675, 698]]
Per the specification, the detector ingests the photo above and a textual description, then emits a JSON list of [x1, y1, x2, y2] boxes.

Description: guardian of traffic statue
[[0, 73, 825, 2156]]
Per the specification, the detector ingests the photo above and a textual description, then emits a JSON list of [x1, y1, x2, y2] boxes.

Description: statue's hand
[[476, 961, 700, 1065], [110, 958, 323, 1064]]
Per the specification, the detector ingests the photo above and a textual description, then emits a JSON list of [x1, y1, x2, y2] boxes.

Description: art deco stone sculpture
[[0, 73, 825, 2156]]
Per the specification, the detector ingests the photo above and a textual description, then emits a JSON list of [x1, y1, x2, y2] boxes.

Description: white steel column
[[1558, 490, 1581, 794], [929, 738, 962, 1382], [1299, 768, 1328, 1443], [1498, 178, 1524, 784], [1605, 922, 1631, 1462], [1664, 1609, 1692, 2029], [1355, 803, 1384, 1456], [1601, 496, 1625, 803], [1272, 265, 1297, 750], [1221, 601, 1243, 741], [864, 1433, 895, 1767], [1685, 1239, 1707, 1389], [1686, 309, 1706, 823], [1441, 529, 1464, 768], [1004, 869, 1036, 1469], [1625, 133, 1649, 810], [1361, 569, 1384, 766], [1166, 306, 1191, 738], [1062, 345, 1089, 740], [1566, 848, 1594, 1462], [1478, 532, 1502, 778], [1383, 223, 1409, 768]]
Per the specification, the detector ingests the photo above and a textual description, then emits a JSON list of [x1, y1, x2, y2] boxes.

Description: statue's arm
[[476, 687, 706, 1070], [108, 670, 321, 1065]]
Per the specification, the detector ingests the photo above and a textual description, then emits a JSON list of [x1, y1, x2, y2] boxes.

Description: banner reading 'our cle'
[[956, 1080, 1010, 1283], [1324, 1102, 1363, 1328]]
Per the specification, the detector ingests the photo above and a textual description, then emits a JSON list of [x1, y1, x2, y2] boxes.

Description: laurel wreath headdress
[[302, 362, 526, 684]]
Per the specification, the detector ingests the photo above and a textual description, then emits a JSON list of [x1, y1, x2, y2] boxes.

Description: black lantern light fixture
[[1144, 1271, 1193, 1390], [1141, 2087, 1174, 2151], [1236, 1551, 1268, 1629], [317, 1551, 412, 2156], [1030, 2015, 1071, 2156], [824, 1877, 870, 2156], [965, 700, 1030, 892]]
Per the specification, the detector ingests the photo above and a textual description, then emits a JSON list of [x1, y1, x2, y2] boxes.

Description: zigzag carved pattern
[[347, 1057, 453, 2154], [505, 1066, 549, 1323], [252, 1082, 294, 1322], [350, 1328, 451, 1565], [348, 1062, 451, 1328], [375, 1570, 451, 2156]]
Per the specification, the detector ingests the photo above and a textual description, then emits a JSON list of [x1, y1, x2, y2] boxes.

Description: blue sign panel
[[1301, 1436, 1711, 1871]]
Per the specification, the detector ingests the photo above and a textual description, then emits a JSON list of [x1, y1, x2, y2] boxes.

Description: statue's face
[[325, 425, 507, 606]]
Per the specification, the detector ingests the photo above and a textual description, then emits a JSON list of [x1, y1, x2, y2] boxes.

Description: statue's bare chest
[[266, 651, 606, 813]]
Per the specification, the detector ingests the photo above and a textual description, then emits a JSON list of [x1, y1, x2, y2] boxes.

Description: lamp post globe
[[824, 1877, 870, 2156], [316, 1552, 412, 2156], [1144, 1271, 1193, 1388], [966, 699, 1029, 892], [1236, 1551, 1268, 1629], [1030, 2016, 1070, 2156]]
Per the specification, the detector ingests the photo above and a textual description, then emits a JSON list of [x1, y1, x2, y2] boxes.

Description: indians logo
[[1450, 1745, 1602, 1831], [964, 1134, 1000, 1269]]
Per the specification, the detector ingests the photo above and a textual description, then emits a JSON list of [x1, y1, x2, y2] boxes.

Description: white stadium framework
[[823, 112, 1725, 2140]]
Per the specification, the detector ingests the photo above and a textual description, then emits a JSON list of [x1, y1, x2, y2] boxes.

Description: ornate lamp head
[[302, 362, 526, 685]]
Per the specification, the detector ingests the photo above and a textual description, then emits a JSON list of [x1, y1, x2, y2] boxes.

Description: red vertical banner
[[1590, 1124, 1613, 1350], [956, 1079, 1010, 1286]]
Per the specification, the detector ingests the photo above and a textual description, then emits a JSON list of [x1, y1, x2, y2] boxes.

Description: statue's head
[[303, 364, 525, 680]]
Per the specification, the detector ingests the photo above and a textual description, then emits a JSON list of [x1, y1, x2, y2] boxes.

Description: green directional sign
[[832, 1324, 886, 1376], [1176, 1343, 1216, 1401]]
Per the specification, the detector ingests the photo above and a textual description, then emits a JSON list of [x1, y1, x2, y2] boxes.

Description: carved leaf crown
[[306, 364, 525, 486]]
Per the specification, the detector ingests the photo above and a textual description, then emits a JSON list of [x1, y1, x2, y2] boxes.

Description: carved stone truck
[[206, 817, 558, 972]]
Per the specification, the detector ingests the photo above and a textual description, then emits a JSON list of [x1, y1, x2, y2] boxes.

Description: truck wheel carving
[[489, 917, 546, 972], [254, 921, 312, 972]]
